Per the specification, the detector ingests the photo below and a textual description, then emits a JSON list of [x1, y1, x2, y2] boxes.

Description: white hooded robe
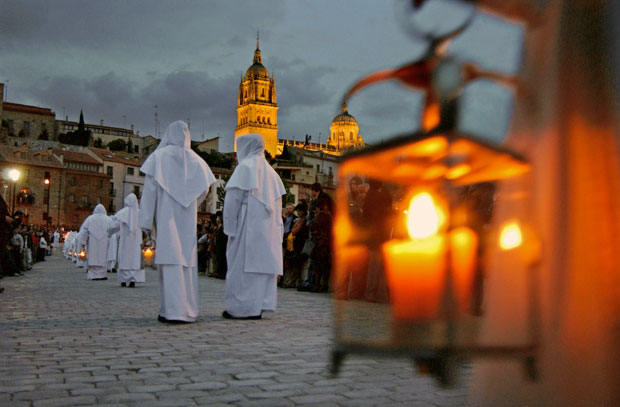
[[78, 204, 114, 279], [138, 120, 215, 322], [224, 133, 286, 317], [110, 193, 145, 284]]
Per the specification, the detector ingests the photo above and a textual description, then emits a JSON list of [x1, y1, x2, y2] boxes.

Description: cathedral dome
[[331, 103, 358, 126], [245, 62, 270, 80], [244, 37, 270, 81]]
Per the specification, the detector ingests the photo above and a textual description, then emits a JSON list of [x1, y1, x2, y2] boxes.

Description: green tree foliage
[[93, 137, 103, 148], [191, 146, 234, 169], [38, 129, 49, 140], [108, 138, 127, 151]]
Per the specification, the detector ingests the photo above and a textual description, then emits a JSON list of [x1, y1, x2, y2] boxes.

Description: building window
[[107, 166, 113, 176], [134, 145, 139, 153], [96, 197, 101, 204], [23, 121, 30, 134], [329, 167, 333, 176], [316, 164, 320, 172], [69, 194, 75, 203], [44, 188, 49, 205], [98, 180, 103, 188], [133, 185, 140, 198], [127, 167, 134, 175], [81, 195, 88, 204]]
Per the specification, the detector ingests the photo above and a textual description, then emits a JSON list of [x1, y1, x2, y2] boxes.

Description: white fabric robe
[[78, 204, 114, 279], [138, 120, 215, 321], [223, 133, 286, 317], [107, 231, 119, 271], [110, 194, 145, 284], [52, 231, 60, 248]]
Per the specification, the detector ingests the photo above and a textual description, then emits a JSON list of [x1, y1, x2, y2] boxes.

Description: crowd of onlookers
[[196, 211, 228, 279], [1, 192, 66, 293]]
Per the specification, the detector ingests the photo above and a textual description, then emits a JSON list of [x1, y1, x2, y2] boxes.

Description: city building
[[51, 148, 111, 228], [235, 36, 279, 157], [0, 145, 64, 225], [1, 83, 58, 142], [88, 148, 145, 213]]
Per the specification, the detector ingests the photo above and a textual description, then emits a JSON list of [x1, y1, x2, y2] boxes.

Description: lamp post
[[44, 176, 51, 224], [8, 168, 20, 214]]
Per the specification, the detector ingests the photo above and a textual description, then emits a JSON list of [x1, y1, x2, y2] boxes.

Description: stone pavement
[[0, 252, 469, 406]]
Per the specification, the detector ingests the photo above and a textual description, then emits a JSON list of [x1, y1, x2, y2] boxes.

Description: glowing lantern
[[142, 238, 155, 267], [79, 250, 87, 261], [329, 0, 542, 387]]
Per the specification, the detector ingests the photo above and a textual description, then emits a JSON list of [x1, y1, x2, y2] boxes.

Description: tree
[[108, 138, 126, 151], [38, 129, 49, 140], [127, 139, 134, 153], [93, 137, 103, 148], [191, 146, 234, 169]]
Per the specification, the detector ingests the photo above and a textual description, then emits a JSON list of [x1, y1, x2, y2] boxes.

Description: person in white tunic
[[223, 133, 286, 319], [109, 193, 144, 288], [106, 230, 119, 273], [52, 230, 60, 253], [138, 120, 215, 323], [78, 204, 114, 280]]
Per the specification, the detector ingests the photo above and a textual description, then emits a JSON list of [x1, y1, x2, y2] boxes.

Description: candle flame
[[407, 192, 444, 239], [499, 221, 523, 250]]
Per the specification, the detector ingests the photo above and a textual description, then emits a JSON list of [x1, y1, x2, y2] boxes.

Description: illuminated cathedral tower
[[327, 102, 364, 151], [235, 35, 278, 157]]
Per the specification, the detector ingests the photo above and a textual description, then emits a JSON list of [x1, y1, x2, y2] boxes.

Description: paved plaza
[[0, 251, 469, 406]]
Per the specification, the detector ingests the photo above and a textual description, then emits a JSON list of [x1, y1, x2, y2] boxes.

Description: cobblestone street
[[0, 252, 469, 406]]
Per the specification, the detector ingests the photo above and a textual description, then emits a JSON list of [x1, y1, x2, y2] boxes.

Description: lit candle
[[383, 235, 447, 320], [143, 248, 154, 267], [382, 191, 448, 321], [449, 226, 478, 315]]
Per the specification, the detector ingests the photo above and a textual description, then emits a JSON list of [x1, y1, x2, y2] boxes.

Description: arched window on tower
[[268, 117, 271, 125], [261, 88, 265, 98], [350, 132, 354, 141]]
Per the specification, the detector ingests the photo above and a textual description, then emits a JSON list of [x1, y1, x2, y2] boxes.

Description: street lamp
[[44, 176, 51, 224], [8, 168, 20, 214]]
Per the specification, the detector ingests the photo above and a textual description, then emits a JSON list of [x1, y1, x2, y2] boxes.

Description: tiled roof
[[51, 149, 100, 165], [89, 148, 143, 166], [0, 146, 64, 168], [3, 103, 55, 116]]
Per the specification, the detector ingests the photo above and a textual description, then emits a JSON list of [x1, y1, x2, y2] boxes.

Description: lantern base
[[331, 341, 537, 387]]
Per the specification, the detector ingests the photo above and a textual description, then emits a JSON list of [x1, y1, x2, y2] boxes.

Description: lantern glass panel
[[332, 131, 532, 354]]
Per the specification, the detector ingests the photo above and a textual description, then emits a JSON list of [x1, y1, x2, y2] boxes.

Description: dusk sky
[[1, 0, 523, 152]]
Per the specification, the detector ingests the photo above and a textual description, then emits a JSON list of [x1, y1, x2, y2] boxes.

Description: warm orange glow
[[445, 164, 472, 180], [407, 192, 446, 239], [79, 250, 86, 260], [499, 220, 523, 250], [44, 179, 50, 185], [421, 164, 446, 180], [422, 103, 441, 131], [383, 236, 446, 321], [449, 227, 478, 315]]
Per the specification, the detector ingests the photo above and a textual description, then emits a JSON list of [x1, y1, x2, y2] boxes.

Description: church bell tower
[[235, 34, 278, 157]]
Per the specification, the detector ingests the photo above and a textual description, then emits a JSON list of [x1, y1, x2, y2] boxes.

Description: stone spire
[[253, 31, 262, 64]]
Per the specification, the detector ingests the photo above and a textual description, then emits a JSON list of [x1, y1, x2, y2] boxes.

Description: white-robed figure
[[106, 230, 119, 273], [109, 193, 145, 287], [223, 133, 286, 319], [78, 204, 114, 280], [52, 230, 60, 252], [138, 120, 215, 323]]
